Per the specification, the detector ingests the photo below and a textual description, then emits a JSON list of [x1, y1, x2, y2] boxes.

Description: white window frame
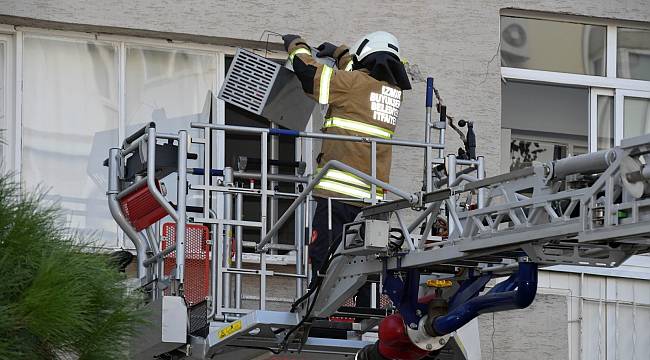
[[0, 33, 14, 173], [615, 89, 650, 145], [589, 88, 615, 152], [501, 11, 650, 155]]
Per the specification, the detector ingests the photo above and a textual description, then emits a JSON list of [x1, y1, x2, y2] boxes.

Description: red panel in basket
[[119, 180, 168, 231], [162, 223, 210, 305]]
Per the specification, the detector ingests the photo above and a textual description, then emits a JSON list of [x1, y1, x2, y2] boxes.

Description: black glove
[[282, 34, 301, 51], [316, 42, 338, 58]]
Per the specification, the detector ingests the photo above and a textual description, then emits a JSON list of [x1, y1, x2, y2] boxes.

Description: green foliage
[[0, 175, 145, 360]]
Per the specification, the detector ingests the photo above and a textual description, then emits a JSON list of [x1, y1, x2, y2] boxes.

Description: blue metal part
[[432, 262, 538, 335], [447, 271, 492, 311], [191, 168, 223, 176], [383, 269, 428, 327], [269, 128, 300, 137], [383, 271, 405, 306], [425, 77, 434, 108]]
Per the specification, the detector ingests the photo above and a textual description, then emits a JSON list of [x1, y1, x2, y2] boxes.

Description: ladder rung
[[192, 218, 262, 227], [242, 253, 296, 266], [242, 241, 296, 251]]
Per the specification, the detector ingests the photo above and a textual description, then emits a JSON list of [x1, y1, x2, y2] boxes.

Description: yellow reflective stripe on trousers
[[315, 180, 384, 200], [324, 117, 393, 139], [289, 48, 311, 61], [319, 66, 334, 104]]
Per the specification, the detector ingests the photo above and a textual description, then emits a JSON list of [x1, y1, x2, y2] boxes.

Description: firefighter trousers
[[309, 197, 371, 307]]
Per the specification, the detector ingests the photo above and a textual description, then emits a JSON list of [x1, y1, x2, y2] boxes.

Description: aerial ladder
[[106, 48, 650, 359]]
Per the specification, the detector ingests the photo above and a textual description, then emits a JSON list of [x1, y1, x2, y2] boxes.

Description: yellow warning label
[[426, 279, 453, 288], [218, 320, 242, 339]]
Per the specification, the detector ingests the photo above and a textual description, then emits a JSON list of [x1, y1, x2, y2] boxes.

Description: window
[[126, 46, 218, 209], [623, 96, 650, 138], [0, 28, 264, 249], [22, 35, 119, 246], [617, 28, 650, 81], [126, 47, 217, 129], [501, 12, 650, 170], [501, 16, 606, 76], [503, 81, 589, 169], [596, 94, 614, 150]]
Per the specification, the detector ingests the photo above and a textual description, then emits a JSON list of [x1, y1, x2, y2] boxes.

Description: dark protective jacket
[[287, 38, 405, 203]]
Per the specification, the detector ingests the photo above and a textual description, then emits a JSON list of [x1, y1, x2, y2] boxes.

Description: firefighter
[[283, 32, 411, 306]]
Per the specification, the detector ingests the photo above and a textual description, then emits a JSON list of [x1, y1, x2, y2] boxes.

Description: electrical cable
[[259, 30, 283, 58], [282, 236, 347, 349], [290, 234, 345, 311], [290, 252, 343, 311]]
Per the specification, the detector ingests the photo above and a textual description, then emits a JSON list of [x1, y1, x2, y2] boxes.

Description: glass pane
[[623, 97, 650, 138], [510, 138, 566, 171], [126, 47, 217, 209], [596, 95, 614, 150], [126, 47, 217, 129], [501, 16, 606, 76], [617, 28, 650, 81], [22, 36, 118, 246], [502, 81, 588, 170]]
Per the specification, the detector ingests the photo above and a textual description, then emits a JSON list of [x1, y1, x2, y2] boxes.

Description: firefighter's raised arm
[[282, 34, 356, 106]]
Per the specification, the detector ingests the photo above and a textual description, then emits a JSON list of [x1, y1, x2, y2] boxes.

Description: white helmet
[[351, 31, 401, 62]]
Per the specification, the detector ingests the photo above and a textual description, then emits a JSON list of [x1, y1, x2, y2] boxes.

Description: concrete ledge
[[0, 14, 284, 51]]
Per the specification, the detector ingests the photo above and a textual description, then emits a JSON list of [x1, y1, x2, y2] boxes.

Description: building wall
[[2, 0, 650, 194], [478, 293, 569, 360]]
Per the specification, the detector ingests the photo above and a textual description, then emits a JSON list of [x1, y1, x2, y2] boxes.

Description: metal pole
[[407, 200, 440, 233], [235, 192, 243, 309], [147, 128, 177, 221], [270, 122, 279, 253], [147, 128, 179, 221], [216, 222, 224, 317], [260, 132, 268, 310], [107, 148, 147, 280], [207, 221, 218, 319], [223, 167, 234, 308], [327, 197, 333, 279], [204, 121, 218, 319], [447, 154, 457, 237], [425, 77, 434, 193], [145, 227, 161, 299], [191, 123, 445, 149], [304, 196, 312, 286], [294, 137, 304, 299], [371, 140, 377, 205], [203, 119, 212, 221], [438, 129, 445, 160], [477, 156, 486, 208], [234, 171, 308, 183], [176, 130, 188, 287]]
